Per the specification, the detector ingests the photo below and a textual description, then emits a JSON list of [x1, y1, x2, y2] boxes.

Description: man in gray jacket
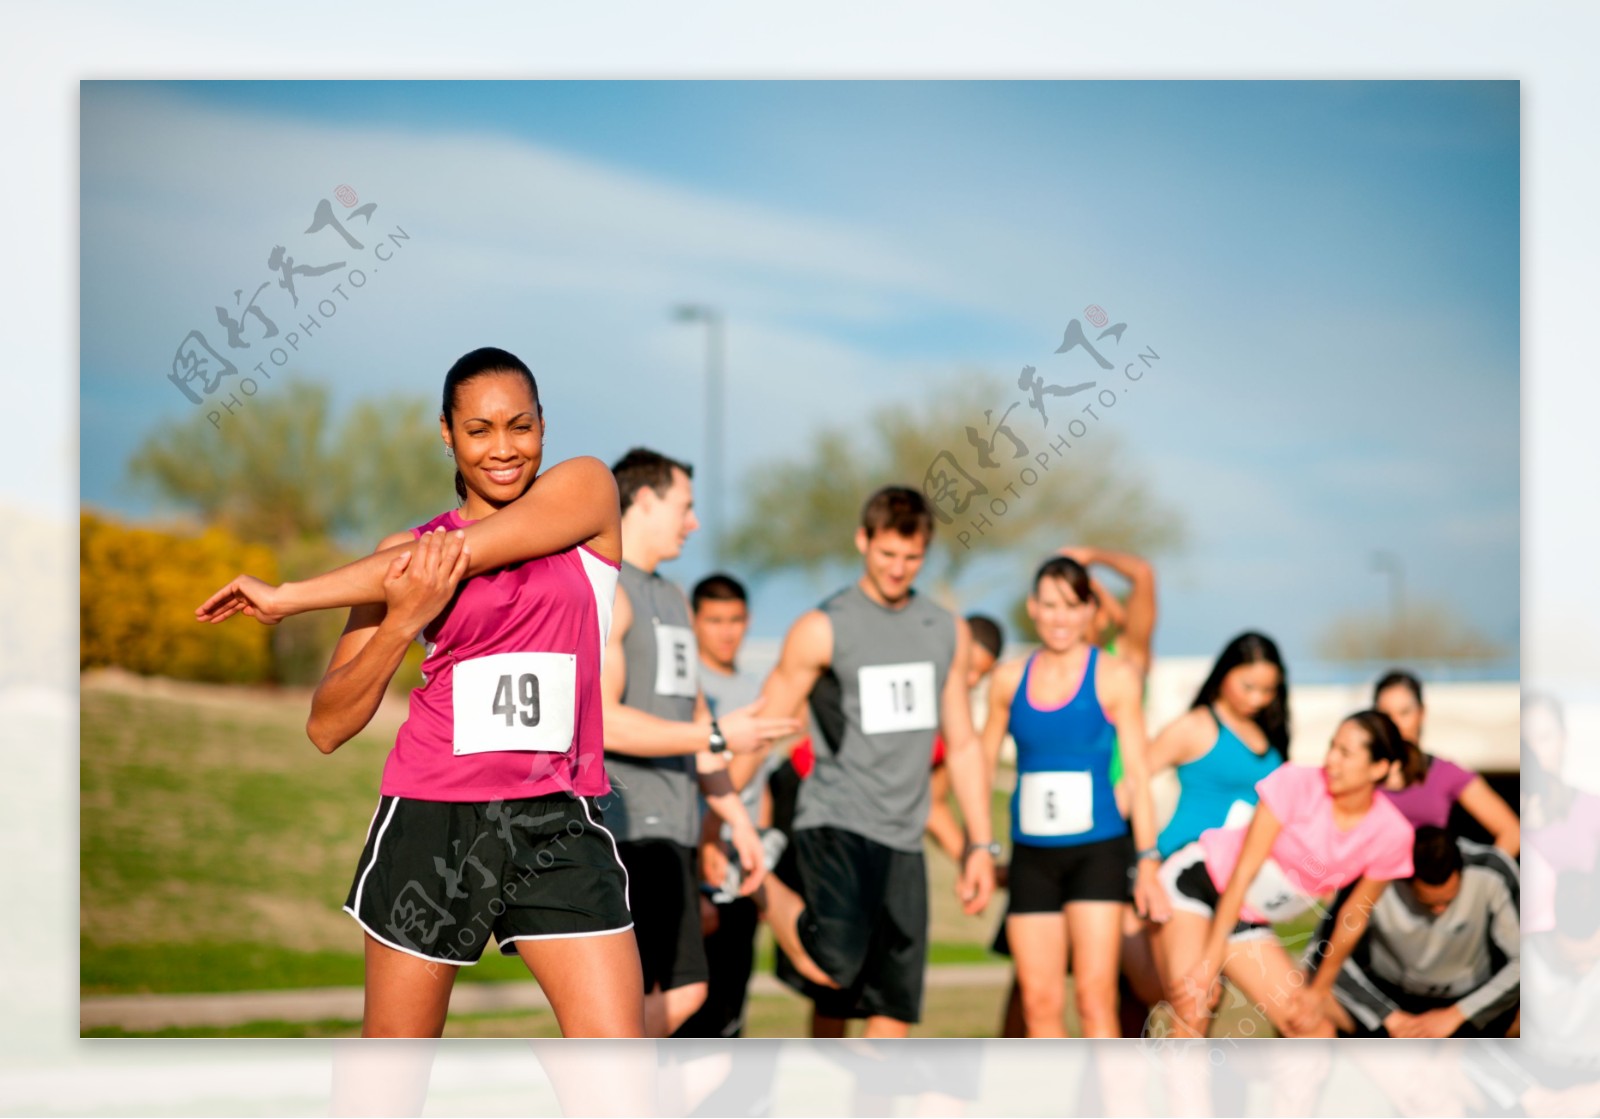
[[1321, 826, 1519, 1038]]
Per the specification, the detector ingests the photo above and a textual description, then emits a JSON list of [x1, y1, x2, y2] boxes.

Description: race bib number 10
[[858, 661, 938, 735], [654, 623, 699, 698], [453, 652, 577, 755]]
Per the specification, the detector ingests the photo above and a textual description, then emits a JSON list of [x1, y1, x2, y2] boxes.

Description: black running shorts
[[616, 839, 710, 993], [774, 825, 928, 1024], [1006, 834, 1136, 914], [343, 792, 633, 966]]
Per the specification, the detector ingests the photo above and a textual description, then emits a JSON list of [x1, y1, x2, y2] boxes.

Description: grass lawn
[[81, 677, 1014, 1000], [81, 673, 1278, 1039]]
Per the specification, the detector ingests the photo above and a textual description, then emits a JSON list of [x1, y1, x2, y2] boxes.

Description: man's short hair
[[1412, 826, 1465, 887], [966, 614, 1004, 660], [692, 573, 748, 612], [860, 485, 934, 542], [612, 447, 693, 514]]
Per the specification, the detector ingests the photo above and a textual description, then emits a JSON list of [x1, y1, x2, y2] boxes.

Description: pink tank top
[[379, 508, 619, 802]]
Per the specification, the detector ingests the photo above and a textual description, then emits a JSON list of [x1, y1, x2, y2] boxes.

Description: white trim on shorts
[[351, 795, 401, 917], [1159, 842, 1277, 945], [495, 923, 636, 953], [342, 904, 481, 967], [579, 794, 631, 910]]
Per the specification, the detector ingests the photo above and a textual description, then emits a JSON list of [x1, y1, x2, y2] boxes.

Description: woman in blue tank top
[[980, 556, 1170, 1037], [1149, 632, 1289, 859]]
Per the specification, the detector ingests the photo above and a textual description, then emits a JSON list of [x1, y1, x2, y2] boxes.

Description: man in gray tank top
[[599, 448, 798, 1038], [756, 485, 998, 1037]]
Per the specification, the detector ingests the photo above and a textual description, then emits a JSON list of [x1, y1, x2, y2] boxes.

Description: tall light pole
[[1370, 550, 1406, 655], [671, 303, 724, 565]]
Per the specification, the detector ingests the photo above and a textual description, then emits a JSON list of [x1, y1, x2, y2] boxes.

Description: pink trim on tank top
[[1024, 647, 1104, 719], [578, 543, 621, 569]]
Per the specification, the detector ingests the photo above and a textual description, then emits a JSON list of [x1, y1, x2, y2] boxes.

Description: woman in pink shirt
[[196, 348, 644, 1038], [1154, 710, 1414, 1039], [1373, 670, 1520, 856]]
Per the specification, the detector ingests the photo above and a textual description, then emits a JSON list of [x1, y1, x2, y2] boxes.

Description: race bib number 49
[[858, 661, 937, 735], [654, 623, 699, 698], [453, 652, 577, 755]]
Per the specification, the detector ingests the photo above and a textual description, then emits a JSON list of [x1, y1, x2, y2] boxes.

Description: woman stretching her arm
[[196, 347, 643, 1038]]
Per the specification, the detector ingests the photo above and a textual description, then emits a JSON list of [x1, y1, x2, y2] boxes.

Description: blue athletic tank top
[[1008, 647, 1127, 847], [1156, 706, 1281, 857]]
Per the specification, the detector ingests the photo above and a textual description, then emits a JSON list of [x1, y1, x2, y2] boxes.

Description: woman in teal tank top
[[1147, 632, 1289, 857]]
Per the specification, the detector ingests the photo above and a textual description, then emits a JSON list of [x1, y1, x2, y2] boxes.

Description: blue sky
[[79, 80, 1519, 662]]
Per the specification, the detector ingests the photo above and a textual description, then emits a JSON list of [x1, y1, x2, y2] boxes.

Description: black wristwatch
[[708, 718, 730, 756], [964, 841, 1002, 860]]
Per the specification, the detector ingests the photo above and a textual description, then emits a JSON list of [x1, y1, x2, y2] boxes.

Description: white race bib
[[1243, 856, 1316, 923], [1018, 770, 1094, 837], [653, 623, 698, 698], [1222, 798, 1257, 830], [858, 661, 937, 735], [452, 652, 577, 755]]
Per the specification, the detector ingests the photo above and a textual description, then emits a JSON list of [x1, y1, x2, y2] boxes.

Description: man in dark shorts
[[757, 485, 997, 1038], [601, 448, 798, 1037], [674, 572, 790, 1038]]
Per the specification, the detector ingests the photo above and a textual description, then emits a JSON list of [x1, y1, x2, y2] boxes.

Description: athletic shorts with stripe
[[343, 791, 633, 966], [1158, 842, 1276, 943]]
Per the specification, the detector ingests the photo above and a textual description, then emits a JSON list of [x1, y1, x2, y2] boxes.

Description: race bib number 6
[[1018, 770, 1094, 836], [858, 661, 938, 735], [453, 652, 577, 755]]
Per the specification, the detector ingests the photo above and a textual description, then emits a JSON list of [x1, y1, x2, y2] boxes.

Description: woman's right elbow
[[306, 718, 346, 755]]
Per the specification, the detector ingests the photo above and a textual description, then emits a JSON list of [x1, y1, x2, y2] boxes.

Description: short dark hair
[[966, 614, 1003, 661], [1411, 827, 1464, 887], [860, 486, 934, 542], [612, 447, 693, 514], [692, 573, 747, 612]]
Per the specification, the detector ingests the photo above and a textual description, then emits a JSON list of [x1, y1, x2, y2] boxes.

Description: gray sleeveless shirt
[[793, 583, 957, 852], [603, 561, 701, 845]]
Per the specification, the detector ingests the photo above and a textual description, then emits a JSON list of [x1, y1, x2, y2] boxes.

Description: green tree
[[128, 379, 451, 552], [725, 371, 1182, 594], [1317, 602, 1506, 663], [127, 379, 450, 684]]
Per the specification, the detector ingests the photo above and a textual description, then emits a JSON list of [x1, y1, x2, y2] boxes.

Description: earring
[[444, 445, 455, 459]]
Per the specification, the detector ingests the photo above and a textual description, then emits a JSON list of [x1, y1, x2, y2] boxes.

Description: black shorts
[[774, 826, 928, 1023], [1159, 842, 1275, 944], [672, 896, 760, 1038], [343, 792, 633, 965], [1006, 834, 1135, 914], [617, 840, 709, 993]]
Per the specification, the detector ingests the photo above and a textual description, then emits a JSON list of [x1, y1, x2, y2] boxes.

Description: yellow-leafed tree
[[80, 511, 278, 683]]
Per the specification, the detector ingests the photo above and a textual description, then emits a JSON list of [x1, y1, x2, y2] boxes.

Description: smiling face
[[1218, 661, 1281, 721], [441, 370, 543, 519], [1323, 718, 1393, 797], [855, 527, 928, 606], [1027, 574, 1096, 653]]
